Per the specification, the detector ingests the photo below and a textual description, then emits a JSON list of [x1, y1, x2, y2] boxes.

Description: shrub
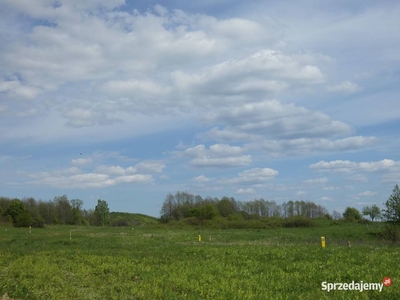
[[227, 213, 244, 222], [357, 218, 371, 224], [260, 217, 283, 228], [110, 217, 129, 227], [380, 224, 400, 243], [184, 217, 204, 226], [14, 211, 33, 227], [343, 207, 362, 220], [330, 220, 344, 226], [283, 216, 315, 228]]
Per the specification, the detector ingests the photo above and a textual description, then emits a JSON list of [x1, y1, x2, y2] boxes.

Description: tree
[[332, 210, 341, 220], [14, 211, 33, 227], [53, 195, 72, 224], [70, 199, 84, 225], [95, 199, 110, 226], [217, 197, 236, 217], [198, 204, 218, 220], [383, 184, 400, 224], [362, 205, 381, 222], [343, 207, 362, 220], [4, 199, 26, 225]]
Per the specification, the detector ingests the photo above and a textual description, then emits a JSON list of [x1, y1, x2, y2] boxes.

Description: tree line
[[160, 191, 330, 222], [0, 195, 110, 227], [160, 185, 400, 225]]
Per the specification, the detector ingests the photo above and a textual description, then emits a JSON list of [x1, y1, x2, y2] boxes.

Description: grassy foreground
[[0, 222, 398, 299]]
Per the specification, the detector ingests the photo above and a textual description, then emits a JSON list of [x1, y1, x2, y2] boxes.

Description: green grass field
[[0, 222, 398, 299]]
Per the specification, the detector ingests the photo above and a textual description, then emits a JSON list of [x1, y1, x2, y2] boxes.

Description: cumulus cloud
[[177, 144, 251, 168], [0, 80, 40, 100], [102, 79, 171, 96], [295, 191, 307, 196], [310, 159, 400, 173], [21, 158, 163, 189], [62, 108, 121, 127], [328, 81, 363, 94], [203, 100, 351, 140], [198, 99, 376, 156], [172, 50, 325, 98], [246, 136, 376, 155], [303, 178, 328, 184], [358, 191, 377, 197], [236, 188, 255, 195], [135, 161, 166, 173], [310, 159, 400, 184], [193, 175, 210, 183], [348, 174, 368, 182], [223, 167, 279, 185], [71, 158, 93, 166], [95, 160, 165, 175]]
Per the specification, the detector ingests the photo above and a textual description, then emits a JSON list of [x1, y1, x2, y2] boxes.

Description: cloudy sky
[[1, 0, 399, 217]]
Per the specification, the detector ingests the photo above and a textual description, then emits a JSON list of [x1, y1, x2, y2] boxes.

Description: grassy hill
[[109, 212, 159, 226]]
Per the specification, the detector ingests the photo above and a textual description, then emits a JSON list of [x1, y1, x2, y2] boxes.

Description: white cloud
[[95, 165, 128, 176], [190, 156, 251, 168], [18, 157, 163, 189], [199, 100, 376, 156], [114, 174, 153, 184], [303, 177, 328, 184], [193, 175, 210, 183], [295, 190, 307, 196], [358, 191, 377, 197], [323, 186, 337, 191], [16, 108, 38, 117], [173, 51, 325, 100], [71, 158, 93, 166], [310, 159, 400, 173], [177, 144, 251, 168], [320, 196, 333, 201], [95, 160, 165, 175], [309, 160, 357, 173], [348, 174, 368, 182], [62, 108, 121, 127], [0, 80, 39, 100], [203, 100, 351, 140], [102, 79, 170, 96], [246, 136, 376, 156], [0, 105, 7, 113], [236, 188, 255, 195], [135, 161, 165, 173], [23, 166, 155, 189], [224, 167, 279, 185], [328, 81, 362, 94]]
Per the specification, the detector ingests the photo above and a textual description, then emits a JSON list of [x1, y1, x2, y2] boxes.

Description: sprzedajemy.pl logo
[[321, 277, 392, 292]]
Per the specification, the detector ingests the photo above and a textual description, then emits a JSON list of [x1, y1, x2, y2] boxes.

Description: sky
[[0, 0, 399, 217]]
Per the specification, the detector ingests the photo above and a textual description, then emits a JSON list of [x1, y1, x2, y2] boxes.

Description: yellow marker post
[[70, 230, 72, 240], [29, 226, 31, 234], [198, 235, 202, 242], [321, 236, 326, 248]]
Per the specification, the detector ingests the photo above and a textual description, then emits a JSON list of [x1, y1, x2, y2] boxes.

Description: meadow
[[0, 222, 398, 299]]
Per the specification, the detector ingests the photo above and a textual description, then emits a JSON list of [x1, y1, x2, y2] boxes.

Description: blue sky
[[0, 0, 399, 217]]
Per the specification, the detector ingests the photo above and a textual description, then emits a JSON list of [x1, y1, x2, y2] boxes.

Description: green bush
[[184, 217, 204, 226], [380, 224, 400, 243], [14, 211, 33, 227], [81, 219, 90, 226], [260, 217, 283, 228], [357, 218, 371, 224], [330, 220, 344, 226], [227, 213, 245, 222], [283, 216, 315, 228]]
